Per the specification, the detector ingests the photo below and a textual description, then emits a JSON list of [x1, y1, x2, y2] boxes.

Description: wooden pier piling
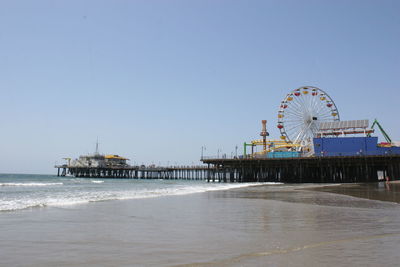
[[202, 155, 400, 183]]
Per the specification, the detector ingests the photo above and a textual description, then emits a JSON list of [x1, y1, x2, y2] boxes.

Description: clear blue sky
[[1, 0, 399, 174]]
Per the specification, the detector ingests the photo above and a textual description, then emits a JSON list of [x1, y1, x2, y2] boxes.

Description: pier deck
[[55, 155, 400, 183], [202, 155, 400, 183]]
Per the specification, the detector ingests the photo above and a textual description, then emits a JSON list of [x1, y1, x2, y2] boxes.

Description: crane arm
[[370, 119, 392, 143]]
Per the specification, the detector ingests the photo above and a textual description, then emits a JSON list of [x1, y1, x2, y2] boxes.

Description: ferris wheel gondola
[[277, 86, 340, 147]]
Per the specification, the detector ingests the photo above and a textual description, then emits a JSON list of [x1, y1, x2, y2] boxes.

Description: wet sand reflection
[[309, 181, 400, 204]]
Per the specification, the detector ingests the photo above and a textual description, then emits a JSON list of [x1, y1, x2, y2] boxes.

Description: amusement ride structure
[[277, 86, 340, 148], [245, 86, 341, 157], [244, 86, 399, 158]]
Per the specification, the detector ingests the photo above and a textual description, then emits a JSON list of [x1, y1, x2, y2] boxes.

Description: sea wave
[[0, 182, 63, 187], [0, 182, 280, 212]]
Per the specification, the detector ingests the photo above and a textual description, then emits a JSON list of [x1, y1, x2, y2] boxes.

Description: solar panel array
[[318, 120, 369, 131]]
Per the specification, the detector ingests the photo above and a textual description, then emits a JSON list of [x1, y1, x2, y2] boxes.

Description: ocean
[[0, 173, 270, 212], [1, 174, 400, 266]]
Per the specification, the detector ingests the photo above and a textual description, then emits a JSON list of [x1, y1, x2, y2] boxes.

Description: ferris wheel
[[277, 86, 340, 146]]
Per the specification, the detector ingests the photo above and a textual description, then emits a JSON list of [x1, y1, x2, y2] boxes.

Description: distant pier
[[55, 165, 210, 180]]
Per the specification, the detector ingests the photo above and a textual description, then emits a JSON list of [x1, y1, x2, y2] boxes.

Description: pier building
[[55, 141, 210, 179], [69, 154, 129, 168]]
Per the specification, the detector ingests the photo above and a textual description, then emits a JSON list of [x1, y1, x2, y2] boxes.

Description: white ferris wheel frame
[[277, 86, 340, 145]]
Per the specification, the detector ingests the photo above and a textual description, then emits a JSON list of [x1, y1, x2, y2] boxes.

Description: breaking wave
[[0, 182, 63, 187], [91, 180, 104, 184], [0, 182, 281, 212]]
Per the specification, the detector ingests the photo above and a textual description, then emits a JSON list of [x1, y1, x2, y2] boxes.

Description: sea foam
[[0, 182, 63, 187], [0, 180, 280, 212]]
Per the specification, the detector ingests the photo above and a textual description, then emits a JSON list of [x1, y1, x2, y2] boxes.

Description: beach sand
[[307, 181, 400, 204], [1, 182, 400, 266]]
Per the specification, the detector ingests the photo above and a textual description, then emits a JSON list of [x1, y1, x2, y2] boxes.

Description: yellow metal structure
[[105, 155, 129, 160], [244, 119, 304, 158], [250, 139, 301, 152]]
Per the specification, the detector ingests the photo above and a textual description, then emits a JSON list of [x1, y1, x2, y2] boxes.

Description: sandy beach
[[1, 182, 399, 266], [307, 181, 400, 204]]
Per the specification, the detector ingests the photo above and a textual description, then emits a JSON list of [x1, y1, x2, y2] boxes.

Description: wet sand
[[1, 183, 400, 266], [307, 181, 400, 204]]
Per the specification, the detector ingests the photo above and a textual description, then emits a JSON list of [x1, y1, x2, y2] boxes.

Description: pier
[[56, 155, 400, 183], [202, 155, 400, 183], [54, 86, 400, 184], [55, 165, 210, 180]]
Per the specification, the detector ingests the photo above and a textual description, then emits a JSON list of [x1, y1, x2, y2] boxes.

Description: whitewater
[[0, 173, 279, 212]]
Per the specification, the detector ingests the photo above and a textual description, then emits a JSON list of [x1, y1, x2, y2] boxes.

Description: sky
[[0, 0, 399, 174]]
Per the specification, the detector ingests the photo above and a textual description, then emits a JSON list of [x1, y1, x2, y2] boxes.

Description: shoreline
[[305, 181, 400, 204], [3, 180, 399, 213], [0, 181, 281, 213]]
